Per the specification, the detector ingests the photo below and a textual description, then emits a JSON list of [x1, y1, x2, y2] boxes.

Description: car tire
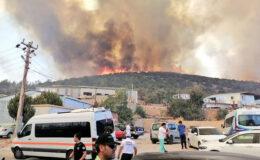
[[7, 133, 12, 138], [133, 135, 139, 139], [188, 139, 192, 148], [169, 136, 174, 144], [151, 139, 157, 144], [14, 147, 25, 159], [66, 150, 73, 160]]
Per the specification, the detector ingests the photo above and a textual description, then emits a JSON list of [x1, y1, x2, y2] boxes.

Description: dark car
[[133, 151, 260, 160]]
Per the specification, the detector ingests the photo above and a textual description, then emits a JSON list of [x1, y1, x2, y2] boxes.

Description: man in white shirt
[[158, 123, 168, 152], [117, 136, 137, 160], [126, 123, 131, 137]]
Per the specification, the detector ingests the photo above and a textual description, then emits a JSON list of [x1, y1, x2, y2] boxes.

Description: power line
[[30, 68, 57, 81]]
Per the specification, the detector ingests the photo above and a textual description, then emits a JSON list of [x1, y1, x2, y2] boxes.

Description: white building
[[203, 92, 260, 109], [37, 85, 138, 105], [172, 94, 190, 100]]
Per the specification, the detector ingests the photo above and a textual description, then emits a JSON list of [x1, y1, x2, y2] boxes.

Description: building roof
[[31, 104, 75, 110], [37, 85, 138, 91], [205, 92, 260, 99]]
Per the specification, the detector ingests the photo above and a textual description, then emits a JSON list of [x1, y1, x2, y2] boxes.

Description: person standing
[[178, 121, 187, 149], [126, 123, 131, 137], [95, 133, 120, 160], [117, 135, 137, 160], [69, 133, 87, 160], [158, 123, 168, 152]]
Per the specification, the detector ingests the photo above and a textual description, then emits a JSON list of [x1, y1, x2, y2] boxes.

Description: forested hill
[[38, 72, 260, 96]]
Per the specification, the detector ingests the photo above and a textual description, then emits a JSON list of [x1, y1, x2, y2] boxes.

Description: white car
[[200, 130, 260, 157], [0, 124, 15, 138], [187, 127, 226, 149]]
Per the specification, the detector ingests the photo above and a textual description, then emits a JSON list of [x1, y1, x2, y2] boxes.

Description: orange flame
[[172, 65, 181, 73], [100, 66, 128, 75]]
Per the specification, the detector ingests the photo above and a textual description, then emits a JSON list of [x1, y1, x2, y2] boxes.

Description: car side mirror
[[227, 140, 234, 144], [17, 132, 21, 138], [221, 124, 224, 128], [194, 132, 198, 136]]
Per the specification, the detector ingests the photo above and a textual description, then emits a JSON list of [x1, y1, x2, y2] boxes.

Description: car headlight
[[201, 139, 208, 143]]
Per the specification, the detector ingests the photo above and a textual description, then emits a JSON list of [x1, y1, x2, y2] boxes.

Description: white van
[[150, 122, 180, 144], [222, 108, 260, 135], [11, 107, 115, 160]]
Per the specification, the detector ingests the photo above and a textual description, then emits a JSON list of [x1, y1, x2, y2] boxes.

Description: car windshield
[[238, 115, 260, 126], [220, 132, 240, 142], [199, 128, 223, 135], [152, 123, 161, 130]]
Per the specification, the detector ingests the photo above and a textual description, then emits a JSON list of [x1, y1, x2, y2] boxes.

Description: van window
[[225, 116, 234, 127], [238, 115, 260, 126], [232, 133, 254, 143], [96, 119, 114, 136], [20, 124, 32, 137], [152, 123, 161, 131], [35, 122, 91, 138]]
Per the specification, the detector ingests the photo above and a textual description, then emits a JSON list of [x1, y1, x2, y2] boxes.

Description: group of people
[[158, 121, 187, 152], [70, 130, 137, 160], [70, 121, 186, 160]]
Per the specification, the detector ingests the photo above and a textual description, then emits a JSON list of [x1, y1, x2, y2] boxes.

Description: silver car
[[0, 124, 15, 138]]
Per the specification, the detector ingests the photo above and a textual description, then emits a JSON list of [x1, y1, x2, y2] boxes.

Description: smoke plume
[[4, 0, 260, 81]]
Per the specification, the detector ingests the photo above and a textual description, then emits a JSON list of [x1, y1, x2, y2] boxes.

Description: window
[[191, 128, 198, 134], [83, 92, 92, 96], [199, 128, 222, 135], [96, 93, 102, 96], [225, 116, 234, 128], [20, 124, 32, 137], [96, 119, 114, 136], [35, 122, 91, 138], [152, 123, 161, 131], [232, 133, 254, 143], [238, 115, 260, 126]]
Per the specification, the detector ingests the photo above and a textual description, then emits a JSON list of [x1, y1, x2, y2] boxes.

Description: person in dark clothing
[[69, 133, 87, 160], [178, 121, 187, 149]]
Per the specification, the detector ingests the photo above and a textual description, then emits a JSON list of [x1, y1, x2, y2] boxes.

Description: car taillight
[[2, 129, 7, 131]]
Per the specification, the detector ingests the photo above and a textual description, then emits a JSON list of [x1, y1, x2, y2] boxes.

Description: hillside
[[38, 72, 260, 96]]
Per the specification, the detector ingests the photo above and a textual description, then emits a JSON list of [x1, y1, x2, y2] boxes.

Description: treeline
[[0, 80, 36, 95]]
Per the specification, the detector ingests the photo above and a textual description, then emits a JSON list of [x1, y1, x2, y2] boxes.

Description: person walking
[[126, 123, 131, 137], [117, 135, 137, 160], [95, 133, 120, 160], [158, 123, 168, 152], [178, 121, 187, 149], [69, 133, 87, 160]]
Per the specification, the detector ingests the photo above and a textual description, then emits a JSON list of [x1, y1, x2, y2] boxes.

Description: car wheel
[[133, 135, 139, 139], [168, 136, 174, 144], [66, 150, 73, 160], [152, 139, 157, 144], [188, 139, 192, 148], [14, 147, 24, 159], [7, 133, 12, 138]]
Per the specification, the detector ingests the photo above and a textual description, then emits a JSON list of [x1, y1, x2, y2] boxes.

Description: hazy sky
[[1, 0, 260, 82]]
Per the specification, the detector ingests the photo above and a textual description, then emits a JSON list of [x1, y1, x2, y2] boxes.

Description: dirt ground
[[0, 133, 196, 160]]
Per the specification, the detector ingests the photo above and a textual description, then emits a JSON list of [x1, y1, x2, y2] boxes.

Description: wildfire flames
[[100, 66, 128, 75]]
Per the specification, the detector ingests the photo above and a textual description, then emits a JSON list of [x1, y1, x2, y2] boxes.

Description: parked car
[[115, 124, 141, 139], [150, 122, 180, 144], [187, 127, 226, 149], [115, 126, 126, 141], [133, 151, 260, 160], [0, 124, 15, 138], [199, 130, 260, 157], [135, 127, 145, 136]]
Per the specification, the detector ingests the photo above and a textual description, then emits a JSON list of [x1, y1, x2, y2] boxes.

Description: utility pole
[[14, 39, 38, 136]]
